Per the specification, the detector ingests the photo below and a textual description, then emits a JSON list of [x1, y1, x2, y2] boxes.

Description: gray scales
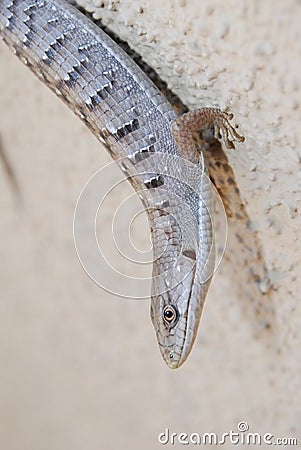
[[0, 0, 244, 368]]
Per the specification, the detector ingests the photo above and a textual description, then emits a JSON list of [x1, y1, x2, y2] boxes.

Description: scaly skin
[[0, 0, 243, 368]]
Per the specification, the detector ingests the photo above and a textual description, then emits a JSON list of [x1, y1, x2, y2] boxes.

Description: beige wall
[[0, 0, 300, 448]]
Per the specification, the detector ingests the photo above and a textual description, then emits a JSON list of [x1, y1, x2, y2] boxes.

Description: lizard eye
[[163, 305, 179, 326]]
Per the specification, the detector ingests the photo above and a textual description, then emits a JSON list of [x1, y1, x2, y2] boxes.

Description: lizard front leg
[[170, 108, 245, 164]]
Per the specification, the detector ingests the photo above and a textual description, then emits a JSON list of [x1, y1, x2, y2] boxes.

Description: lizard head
[[150, 252, 213, 369]]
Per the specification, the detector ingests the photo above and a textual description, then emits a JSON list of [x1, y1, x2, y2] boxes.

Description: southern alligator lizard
[[0, 0, 244, 368]]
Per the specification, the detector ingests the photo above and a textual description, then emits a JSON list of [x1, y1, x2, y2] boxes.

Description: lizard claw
[[213, 110, 245, 149]]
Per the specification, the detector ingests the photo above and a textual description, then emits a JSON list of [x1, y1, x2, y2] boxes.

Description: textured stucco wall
[[0, 0, 300, 449]]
